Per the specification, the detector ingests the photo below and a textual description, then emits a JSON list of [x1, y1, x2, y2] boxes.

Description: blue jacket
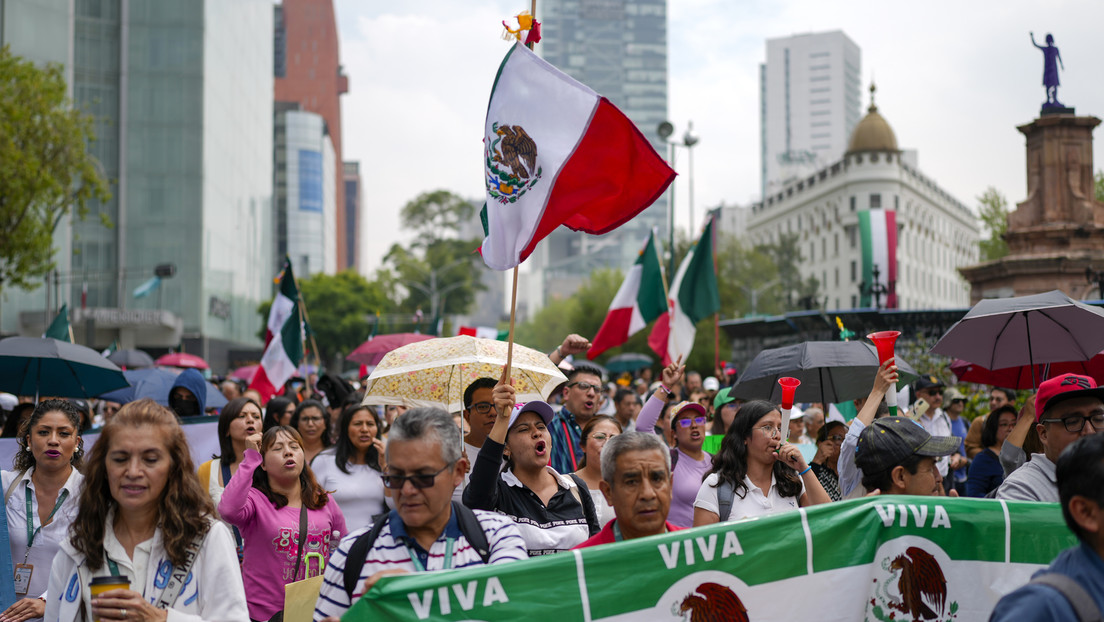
[[171, 368, 208, 414], [989, 543, 1104, 621]]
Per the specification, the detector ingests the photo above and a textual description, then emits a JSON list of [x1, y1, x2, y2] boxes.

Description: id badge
[[13, 563, 32, 596]]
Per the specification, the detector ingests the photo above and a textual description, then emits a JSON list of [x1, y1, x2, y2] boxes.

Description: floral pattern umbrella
[[361, 335, 567, 412]]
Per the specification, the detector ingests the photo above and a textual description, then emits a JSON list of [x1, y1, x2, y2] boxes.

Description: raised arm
[[839, 359, 898, 496], [549, 334, 592, 366], [1030, 32, 1044, 50], [217, 437, 263, 526], [636, 359, 684, 433]]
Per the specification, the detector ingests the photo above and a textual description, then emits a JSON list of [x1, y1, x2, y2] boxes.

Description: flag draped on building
[[43, 304, 71, 342], [457, 326, 509, 341], [858, 209, 898, 308], [249, 259, 304, 403], [588, 231, 666, 359], [479, 42, 675, 270], [649, 218, 720, 366]]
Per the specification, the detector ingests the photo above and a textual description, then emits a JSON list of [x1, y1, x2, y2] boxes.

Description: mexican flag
[[43, 304, 71, 342], [249, 259, 304, 403], [479, 43, 675, 270], [457, 325, 508, 341], [858, 209, 898, 308], [649, 218, 720, 366], [588, 231, 666, 359]]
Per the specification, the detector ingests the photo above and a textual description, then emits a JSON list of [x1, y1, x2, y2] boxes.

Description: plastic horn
[[867, 331, 901, 416], [777, 377, 801, 443]]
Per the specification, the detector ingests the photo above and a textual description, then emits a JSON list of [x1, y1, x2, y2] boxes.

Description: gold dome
[[846, 83, 898, 155]]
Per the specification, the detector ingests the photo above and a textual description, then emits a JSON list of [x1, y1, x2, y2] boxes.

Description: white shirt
[[587, 488, 616, 527], [310, 450, 389, 532], [2, 467, 84, 603], [919, 408, 953, 477], [694, 472, 805, 522]]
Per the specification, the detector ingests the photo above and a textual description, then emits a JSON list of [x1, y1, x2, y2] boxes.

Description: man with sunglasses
[[997, 373, 1104, 503], [550, 365, 605, 474], [314, 408, 526, 621]]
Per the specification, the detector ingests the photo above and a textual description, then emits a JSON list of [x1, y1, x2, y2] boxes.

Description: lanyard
[[24, 485, 69, 553], [405, 537, 453, 572], [107, 558, 121, 576], [612, 521, 624, 542]]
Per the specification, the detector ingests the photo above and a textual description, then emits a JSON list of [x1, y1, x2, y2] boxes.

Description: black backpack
[[342, 502, 491, 598]]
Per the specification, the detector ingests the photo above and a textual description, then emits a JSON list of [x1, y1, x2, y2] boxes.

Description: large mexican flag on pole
[[479, 43, 675, 270], [859, 209, 898, 308], [344, 496, 1074, 622], [249, 259, 303, 403]]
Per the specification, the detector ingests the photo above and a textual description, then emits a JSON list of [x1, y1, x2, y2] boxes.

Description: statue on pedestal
[[1030, 32, 1064, 108]]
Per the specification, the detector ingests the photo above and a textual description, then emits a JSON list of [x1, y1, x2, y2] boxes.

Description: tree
[[755, 233, 821, 312], [0, 46, 109, 314], [1096, 170, 1104, 202], [399, 190, 477, 248], [977, 187, 1009, 261]]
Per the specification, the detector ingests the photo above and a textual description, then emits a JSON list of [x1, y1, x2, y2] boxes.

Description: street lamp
[[1086, 267, 1104, 299], [656, 120, 701, 276], [402, 256, 472, 333], [858, 264, 895, 310]]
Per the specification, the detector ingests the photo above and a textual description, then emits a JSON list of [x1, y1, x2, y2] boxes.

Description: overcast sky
[[335, 0, 1104, 275]]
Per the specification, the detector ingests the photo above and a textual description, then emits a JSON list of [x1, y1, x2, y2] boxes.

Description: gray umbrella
[[930, 290, 1104, 386], [730, 340, 919, 405], [108, 348, 156, 369], [0, 336, 128, 399]]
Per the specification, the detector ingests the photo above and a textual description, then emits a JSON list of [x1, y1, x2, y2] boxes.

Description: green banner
[[344, 496, 1076, 621]]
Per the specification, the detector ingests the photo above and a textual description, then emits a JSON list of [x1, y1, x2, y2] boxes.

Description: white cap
[[703, 376, 720, 392]]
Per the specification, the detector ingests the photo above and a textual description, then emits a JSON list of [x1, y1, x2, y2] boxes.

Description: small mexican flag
[[44, 304, 72, 342], [858, 209, 898, 308], [457, 326, 509, 341], [588, 231, 666, 359], [250, 258, 304, 403], [648, 218, 721, 366], [479, 43, 675, 270]]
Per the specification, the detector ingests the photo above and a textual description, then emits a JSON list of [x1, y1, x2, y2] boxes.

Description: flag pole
[[293, 274, 324, 371], [711, 212, 720, 376]]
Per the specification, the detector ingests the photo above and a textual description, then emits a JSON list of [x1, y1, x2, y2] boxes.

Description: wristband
[[798, 465, 812, 476], [658, 384, 672, 395], [554, 345, 563, 358]]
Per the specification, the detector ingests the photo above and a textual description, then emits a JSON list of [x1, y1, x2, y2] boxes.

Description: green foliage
[[399, 190, 476, 247], [0, 45, 109, 293], [754, 233, 821, 311], [515, 269, 629, 355], [1096, 170, 1104, 202], [977, 187, 1009, 262]]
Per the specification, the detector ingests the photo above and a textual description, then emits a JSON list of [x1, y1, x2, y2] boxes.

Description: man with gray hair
[[573, 431, 682, 548], [315, 407, 527, 621]]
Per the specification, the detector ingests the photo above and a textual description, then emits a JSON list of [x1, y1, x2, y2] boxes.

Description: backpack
[[1028, 573, 1103, 622], [717, 479, 735, 522], [343, 502, 490, 598]]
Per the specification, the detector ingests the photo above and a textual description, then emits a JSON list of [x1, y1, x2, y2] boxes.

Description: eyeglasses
[[299, 416, 324, 424], [590, 433, 618, 442], [676, 416, 708, 428], [825, 434, 846, 443], [568, 381, 601, 393], [382, 463, 455, 490], [755, 424, 782, 438], [951, 399, 966, 405], [1040, 413, 1104, 433], [466, 402, 494, 414]]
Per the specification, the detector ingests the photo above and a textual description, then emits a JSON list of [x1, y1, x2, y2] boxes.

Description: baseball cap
[[669, 401, 706, 428], [943, 387, 966, 402], [854, 416, 961, 475], [913, 375, 945, 393], [703, 376, 720, 392], [713, 387, 737, 410], [1034, 373, 1104, 421], [507, 401, 555, 431]]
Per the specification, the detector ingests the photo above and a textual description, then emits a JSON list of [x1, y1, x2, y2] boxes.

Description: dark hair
[[578, 415, 622, 468], [263, 396, 296, 432], [70, 399, 215, 570], [708, 400, 802, 500], [981, 405, 1018, 449], [290, 399, 331, 447], [68, 399, 93, 432], [567, 365, 604, 383], [333, 405, 382, 475], [463, 378, 498, 410], [861, 453, 925, 493], [2, 403, 35, 438], [251, 426, 329, 510], [216, 397, 262, 461], [14, 399, 84, 471], [614, 388, 638, 406], [990, 387, 1017, 403], [1057, 434, 1104, 542], [710, 398, 740, 436], [386, 407, 462, 465], [815, 420, 846, 445]]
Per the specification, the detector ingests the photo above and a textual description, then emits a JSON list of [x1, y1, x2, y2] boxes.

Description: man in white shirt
[[911, 375, 966, 488]]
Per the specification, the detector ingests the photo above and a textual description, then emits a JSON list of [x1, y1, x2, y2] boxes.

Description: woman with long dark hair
[[310, 405, 388, 530], [218, 426, 346, 621], [263, 396, 297, 432], [289, 400, 330, 464], [46, 399, 247, 622], [1, 400, 84, 622], [573, 415, 622, 527], [967, 405, 1017, 498], [197, 397, 263, 509], [693, 400, 830, 525]]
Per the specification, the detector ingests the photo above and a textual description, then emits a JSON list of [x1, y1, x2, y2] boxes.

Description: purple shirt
[[636, 395, 713, 528]]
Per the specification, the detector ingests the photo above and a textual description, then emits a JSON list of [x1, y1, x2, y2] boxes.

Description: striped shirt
[[313, 508, 526, 620]]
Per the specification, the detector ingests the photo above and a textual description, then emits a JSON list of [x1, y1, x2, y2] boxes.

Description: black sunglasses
[[381, 463, 455, 490]]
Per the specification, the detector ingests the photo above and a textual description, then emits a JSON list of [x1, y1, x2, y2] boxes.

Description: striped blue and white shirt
[[313, 508, 526, 620]]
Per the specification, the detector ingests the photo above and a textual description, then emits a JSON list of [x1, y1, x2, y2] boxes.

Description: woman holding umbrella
[[0, 400, 84, 622]]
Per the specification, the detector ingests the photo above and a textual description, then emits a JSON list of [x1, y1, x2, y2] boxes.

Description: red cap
[[1034, 373, 1104, 420]]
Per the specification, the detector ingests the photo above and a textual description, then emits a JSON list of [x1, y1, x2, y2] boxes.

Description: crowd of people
[[0, 332, 1100, 622]]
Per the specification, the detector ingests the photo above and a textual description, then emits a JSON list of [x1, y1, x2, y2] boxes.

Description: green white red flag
[[858, 209, 898, 308], [479, 43, 675, 270], [249, 259, 304, 403], [649, 217, 721, 366], [457, 325, 509, 341], [588, 231, 667, 359]]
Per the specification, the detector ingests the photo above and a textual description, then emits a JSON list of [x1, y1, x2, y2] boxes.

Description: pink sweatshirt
[[219, 448, 347, 621]]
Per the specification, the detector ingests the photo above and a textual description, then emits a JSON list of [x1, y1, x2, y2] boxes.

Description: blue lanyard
[[405, 537, 454, 572]]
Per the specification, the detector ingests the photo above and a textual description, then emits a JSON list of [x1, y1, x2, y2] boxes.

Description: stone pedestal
[[960, 114, 1104, 303]]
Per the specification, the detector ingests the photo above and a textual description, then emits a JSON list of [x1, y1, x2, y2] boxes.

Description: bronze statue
[[1030, 32, 1064, 107]]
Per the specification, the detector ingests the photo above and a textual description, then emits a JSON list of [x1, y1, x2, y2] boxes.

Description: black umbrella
[[729, 340, 919, 405], [605, 352, 653, 373], [931, 290, 1104, 387], [107, 348, 155, 369], [0, 337, 128, 399]]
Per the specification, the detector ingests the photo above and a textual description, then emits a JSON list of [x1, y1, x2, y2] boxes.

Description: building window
[[834, 233, 839, 255], [895, 195, 899, 210], [850, 196, 856, 212], [835, 267, 839, 287], [851, 260, 857, 283], [870, 193, 881, 209], [851, 294, 857, 308]]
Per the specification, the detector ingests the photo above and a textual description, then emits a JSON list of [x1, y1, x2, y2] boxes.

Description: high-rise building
[[1, 0, 274, 368], [760, 31, 862, 200], [343, 161, 361, 271], [274, 104, 338, 278], [521, 0, 670, 316], [273, 0, 349, 272]]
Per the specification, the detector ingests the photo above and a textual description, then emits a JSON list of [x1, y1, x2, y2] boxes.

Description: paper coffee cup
[[89, 576, 130, 622]]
